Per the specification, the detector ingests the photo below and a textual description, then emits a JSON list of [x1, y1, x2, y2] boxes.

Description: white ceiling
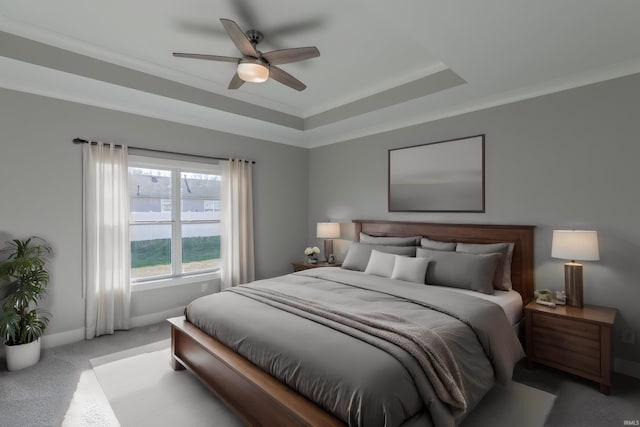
[[2, 0, 640, 147]]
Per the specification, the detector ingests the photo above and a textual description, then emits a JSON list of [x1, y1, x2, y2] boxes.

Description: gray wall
[[0, 88, 308, 338], [309, 73, 640, 366], [2, 70, 639, 370]]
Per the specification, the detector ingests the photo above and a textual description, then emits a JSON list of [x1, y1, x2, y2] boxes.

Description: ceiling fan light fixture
[[174, 18, 318, 90], [237, 58, 269, 83]]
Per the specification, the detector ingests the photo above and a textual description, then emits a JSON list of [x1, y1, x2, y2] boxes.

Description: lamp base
[[564, 262, 584, 307], [324, 239, 334, 263]]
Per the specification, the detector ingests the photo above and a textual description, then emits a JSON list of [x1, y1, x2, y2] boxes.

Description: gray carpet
[[1, 322, 639, 426], [513, 360, 640, 427]]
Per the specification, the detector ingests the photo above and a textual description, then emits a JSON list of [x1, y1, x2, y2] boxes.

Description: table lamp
[[551, 230, 599, 307], [316, 222, 340, 263]]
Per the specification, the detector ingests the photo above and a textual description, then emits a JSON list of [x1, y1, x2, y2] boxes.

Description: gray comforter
[[185, 268, 524, 427]]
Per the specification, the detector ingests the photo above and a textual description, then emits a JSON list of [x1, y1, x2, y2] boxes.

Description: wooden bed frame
[[168, 220, 535, 427]]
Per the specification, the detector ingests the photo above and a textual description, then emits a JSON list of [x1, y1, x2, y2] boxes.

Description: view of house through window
[[128, 156, 221, 281]]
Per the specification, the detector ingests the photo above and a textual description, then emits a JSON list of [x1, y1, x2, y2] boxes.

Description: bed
[[168, 220, 535, 427]]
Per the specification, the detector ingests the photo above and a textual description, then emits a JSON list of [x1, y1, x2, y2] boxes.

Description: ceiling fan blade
[[269, 66, 307, 91], [232, 0, 259, 30], [176, 20, 228, 38], [220, 18, 257, 57], [262, 47, 320, 65], [266, 17, 326, 38], [173, 53, 240, 63], [228, 72, 245, 90]]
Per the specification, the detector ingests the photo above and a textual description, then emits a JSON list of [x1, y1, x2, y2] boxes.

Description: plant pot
[[5, 338, 41, 371]]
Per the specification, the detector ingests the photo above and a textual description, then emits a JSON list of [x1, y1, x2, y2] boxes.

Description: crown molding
[[0, 56, 308, 147], [305, 57, 640, 148], [0, 14, 300, 116]]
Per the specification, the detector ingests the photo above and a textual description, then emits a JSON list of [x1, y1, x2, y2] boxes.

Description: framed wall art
[[388, 134, 485, 212]]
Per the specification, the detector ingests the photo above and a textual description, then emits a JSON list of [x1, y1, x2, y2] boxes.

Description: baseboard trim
[[35, 306, 185, 350], [614, 357, 640, 380], [129, 306, 185, 329], [42, 327, 86, 349]]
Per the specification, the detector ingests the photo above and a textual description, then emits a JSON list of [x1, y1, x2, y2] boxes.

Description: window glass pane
[[129, 167, 172, 221], [130, 224, 172, 279], [182, 223, 220, 274], [181, 172, 220, 221]]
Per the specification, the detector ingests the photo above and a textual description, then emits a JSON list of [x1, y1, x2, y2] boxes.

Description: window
[[128, 156, 221, 282]]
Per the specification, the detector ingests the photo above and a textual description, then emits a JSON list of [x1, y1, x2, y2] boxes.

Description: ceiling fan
[[173, 18, 320, 91]]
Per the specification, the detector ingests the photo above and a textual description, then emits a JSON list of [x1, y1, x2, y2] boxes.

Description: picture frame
[[388, 134, 485, 212]]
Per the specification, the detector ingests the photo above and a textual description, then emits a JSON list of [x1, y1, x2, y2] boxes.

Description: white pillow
[[364, 250, 397, 278], [391, 255, 430, 284]]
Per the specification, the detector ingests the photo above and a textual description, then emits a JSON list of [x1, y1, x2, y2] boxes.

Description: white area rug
[[91, 340, 244, 427], [62, 369, 120, 427], [65, 340, 555, 427], [461, 381, 555, 427]]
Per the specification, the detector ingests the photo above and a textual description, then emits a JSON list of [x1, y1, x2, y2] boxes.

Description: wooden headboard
[[353, 220, 536, 305]]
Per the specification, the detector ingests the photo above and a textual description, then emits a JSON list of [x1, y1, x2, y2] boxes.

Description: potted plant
[[0, 237, 52, 371]]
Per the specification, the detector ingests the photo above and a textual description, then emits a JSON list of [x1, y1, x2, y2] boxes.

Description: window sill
[[131, 271, 221, 292]]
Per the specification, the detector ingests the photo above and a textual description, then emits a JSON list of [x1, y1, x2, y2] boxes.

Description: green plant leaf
[[0, 237, 52, 345]]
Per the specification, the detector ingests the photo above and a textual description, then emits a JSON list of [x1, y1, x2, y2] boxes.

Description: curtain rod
[[72, 138, 255, 164]]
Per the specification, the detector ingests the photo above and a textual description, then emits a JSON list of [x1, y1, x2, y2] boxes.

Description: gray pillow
[[342, 243, 417, 272], [456, 242, 514, 290], [416, 248, 501, 295], [359, 232, 420, 246], [420, 237, 457, 251]]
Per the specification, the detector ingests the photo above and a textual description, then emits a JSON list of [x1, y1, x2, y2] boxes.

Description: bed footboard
[[168, 316, 344, 427]]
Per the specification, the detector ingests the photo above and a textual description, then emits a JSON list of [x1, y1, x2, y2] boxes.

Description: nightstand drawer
[[532, 312, 599, 340], [532, 341, 600, 376], [532, 327, 600, 354]]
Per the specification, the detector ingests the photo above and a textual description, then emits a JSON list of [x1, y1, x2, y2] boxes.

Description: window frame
[[128, 155, 221, 287]]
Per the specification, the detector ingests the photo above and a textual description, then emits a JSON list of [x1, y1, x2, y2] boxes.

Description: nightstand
[[524, 301, 617, 394], [292, 261, 342, 272]]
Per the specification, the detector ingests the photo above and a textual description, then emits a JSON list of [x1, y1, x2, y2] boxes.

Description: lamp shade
[[551, 230, 599, 261], [316, 222, 340, 239]]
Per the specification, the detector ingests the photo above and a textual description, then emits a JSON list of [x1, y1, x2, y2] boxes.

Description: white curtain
[[82, 142, 131, 339], [221, 159, 255, 289]]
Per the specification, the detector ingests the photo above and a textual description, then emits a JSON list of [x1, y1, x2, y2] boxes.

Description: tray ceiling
[[2, 0, 640, 147]]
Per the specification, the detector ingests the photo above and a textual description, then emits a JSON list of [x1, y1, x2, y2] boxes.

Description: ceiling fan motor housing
[[245, 29, 264, 46]]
